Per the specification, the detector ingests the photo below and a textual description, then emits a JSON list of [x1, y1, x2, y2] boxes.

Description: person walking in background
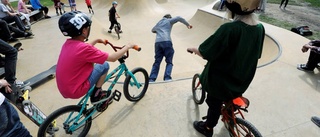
[[297, 40, 320, 72], [149, 14, 192, 82], [85, 0, 94, 14], [279, 0, 289, 10], [187, 0, 264, 136], [108, 1, 121, 33]]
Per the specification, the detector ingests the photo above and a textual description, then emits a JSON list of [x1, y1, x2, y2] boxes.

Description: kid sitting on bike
[[56, 11, 136, 105], [187, 0, 265, 136]]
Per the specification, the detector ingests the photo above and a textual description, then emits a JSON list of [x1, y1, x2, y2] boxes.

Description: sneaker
[[56, 12, 59, 16], [119, 30, 123, 33], [24, 32, 33, 38], [193, 121, 213, 137], [44, 16, 51, 19], [297, 64, 314, 72], [164, 79, 172, 82], [108, 30, 112, 33], [311, 116, 320, 127], [7, 37, 18, 43], [90, 89, 112, 105]]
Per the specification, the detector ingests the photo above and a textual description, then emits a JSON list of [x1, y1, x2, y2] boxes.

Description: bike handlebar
[[105, 40, 141, 59]]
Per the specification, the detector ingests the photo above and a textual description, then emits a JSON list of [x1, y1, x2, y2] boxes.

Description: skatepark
[[14, 0, 320, 136]]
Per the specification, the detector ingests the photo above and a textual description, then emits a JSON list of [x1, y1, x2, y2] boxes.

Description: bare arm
[[0, 79, 12, 93]]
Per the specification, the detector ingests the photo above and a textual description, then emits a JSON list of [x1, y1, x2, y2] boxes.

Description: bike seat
[[232, 96, 250, 109]]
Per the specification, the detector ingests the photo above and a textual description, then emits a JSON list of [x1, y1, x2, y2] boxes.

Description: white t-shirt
[[0, 4, 10, 18], [0, 92, 5, 106]]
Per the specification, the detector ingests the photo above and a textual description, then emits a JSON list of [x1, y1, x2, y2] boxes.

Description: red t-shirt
[[56, 39, 108, 99], [85, 0, 91, 5]]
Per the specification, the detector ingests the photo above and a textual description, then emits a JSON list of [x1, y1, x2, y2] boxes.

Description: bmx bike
[[114, 23, 121, 39], [37, 41, 149, 137], [189, 50, 262, 137], [192, 74, 262, 137]]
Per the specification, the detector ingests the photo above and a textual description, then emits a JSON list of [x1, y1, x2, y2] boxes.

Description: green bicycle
[[37, 42, 149, 137]]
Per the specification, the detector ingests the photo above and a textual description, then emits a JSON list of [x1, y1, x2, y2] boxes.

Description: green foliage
[[10, 0, 53, 9]]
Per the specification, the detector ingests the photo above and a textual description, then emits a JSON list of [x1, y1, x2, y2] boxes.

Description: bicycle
[[114, 23, 121, 39], [188, 50, 262, 137], [38, 41, 149, 137]]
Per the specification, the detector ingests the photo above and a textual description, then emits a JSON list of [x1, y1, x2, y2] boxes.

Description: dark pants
[[40, 6, 49, 15], [306, 50, 320, 70], [0, 20, 25, 41], [0, 99, 32, 137], [109, 20, 121, 30], [1, 15, 26, 32], [280, 0, 289, 7], [0, 39, 17, 84], [204, 96, 223, 128], [149, 41, 174, 81]]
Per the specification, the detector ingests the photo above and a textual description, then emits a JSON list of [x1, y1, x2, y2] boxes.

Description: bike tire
[[228, 118, 262, 137], [123, 67, 149, 102], [114, 25, 120, 39], [192, 73, 205, 104], [37, 105, 92, 137]]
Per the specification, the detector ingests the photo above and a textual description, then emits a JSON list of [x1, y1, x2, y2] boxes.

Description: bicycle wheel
[[192, 73, 205, 104], [114, 25, 120, 39], [228, 118, 262, 137], [123, 67, 149, 102], [38, 105, 92, 137]]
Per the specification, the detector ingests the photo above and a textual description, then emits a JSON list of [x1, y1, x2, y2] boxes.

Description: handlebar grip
[[133, 45, 141, 51], [187, 49, 193, 54]]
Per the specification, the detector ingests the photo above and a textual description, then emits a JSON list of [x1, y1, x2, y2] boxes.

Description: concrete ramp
[[17, 0, 320, 137]]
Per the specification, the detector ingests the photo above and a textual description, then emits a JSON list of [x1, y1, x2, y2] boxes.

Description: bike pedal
[[113, 90, 121, 101]]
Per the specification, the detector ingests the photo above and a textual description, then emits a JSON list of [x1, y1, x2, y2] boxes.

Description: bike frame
[[64, 51, 140, 133], [221, 100, 249, 136]]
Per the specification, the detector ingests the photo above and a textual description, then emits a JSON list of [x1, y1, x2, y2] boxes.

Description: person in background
[[85, 0, 94, 14], [187, 0, 264, 136], [0, 80, 31, 137], [0, 0, 30, 31], [149, 14, 192, 82], [68, 0, 77, 11], [29, 0, 51, 18], [52, 0, 63, 15], [297, 40, 320, 72], [108, 1, 121, 33], [279, 0, 289, 10]]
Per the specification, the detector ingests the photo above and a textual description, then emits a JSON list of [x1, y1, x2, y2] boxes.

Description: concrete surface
[[14, 0, 320, 136]]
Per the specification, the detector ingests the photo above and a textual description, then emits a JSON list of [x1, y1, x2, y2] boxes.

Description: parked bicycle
[[38, 41, 149, 137]]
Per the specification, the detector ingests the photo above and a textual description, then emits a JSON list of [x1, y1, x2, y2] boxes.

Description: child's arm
[[88, 39, 105, 46]]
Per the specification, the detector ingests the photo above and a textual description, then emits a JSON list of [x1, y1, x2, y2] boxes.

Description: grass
[[259, 0, 320, 40]]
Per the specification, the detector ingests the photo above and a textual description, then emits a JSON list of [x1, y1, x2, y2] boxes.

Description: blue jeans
[[0, 39, 17, 84], [88, 62, 109, 87], [0, 100, 32, 137], [149, 41, 174, 81]]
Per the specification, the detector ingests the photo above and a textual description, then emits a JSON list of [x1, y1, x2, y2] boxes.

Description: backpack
[[291, 26, 313, 36]]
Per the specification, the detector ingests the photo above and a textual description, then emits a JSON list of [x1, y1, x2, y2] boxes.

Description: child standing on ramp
[[85, 0, 94, 14]]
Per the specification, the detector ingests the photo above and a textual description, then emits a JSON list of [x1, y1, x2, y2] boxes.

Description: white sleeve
[[0, 92, 5, 106]]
